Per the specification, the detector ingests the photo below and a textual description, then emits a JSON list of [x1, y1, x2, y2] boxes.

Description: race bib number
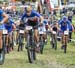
[[64, 31, 69, 35], [26, 26, 32, 30], [19, 30, 24, 33], [3, 30, 8, 34], [52, 31, 56, 34], [39, 27, 44, 34]]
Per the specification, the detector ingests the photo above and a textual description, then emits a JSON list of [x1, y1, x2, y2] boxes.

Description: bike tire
[[0, 51, 5, 65], [64, 36, 67, 53], [18, 34, 23, 51], [33, 49, 36, 60], [40, 36, 44, 54], [27, 49, 34, 63], [54, 37, 57, 50], [64, 45, 67, 53]]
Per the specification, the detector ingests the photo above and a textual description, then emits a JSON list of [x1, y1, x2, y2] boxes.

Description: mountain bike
[[26, 26, 36, 63]]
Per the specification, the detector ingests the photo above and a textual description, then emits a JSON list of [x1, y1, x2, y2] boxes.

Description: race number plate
[[3, 30, 8, 34], [64, 31, 69, 35], [39, 27, 44, 34], [26, 26, 32, 30], [19, 30, 24, 33], [39, 31, 44, 34], [52, 31, 56, 34]]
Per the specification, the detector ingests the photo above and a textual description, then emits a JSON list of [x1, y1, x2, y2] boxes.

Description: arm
[[34, 11, 43, 24], [40, 16, 43, 24], [16, 12, 26, 25], [21, 12, 26, 21], [1, 12, 8, 24]]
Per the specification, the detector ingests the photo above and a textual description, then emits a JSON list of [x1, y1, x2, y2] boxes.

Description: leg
[[34, 29, 39, 47], [0, 30, 2, 53]]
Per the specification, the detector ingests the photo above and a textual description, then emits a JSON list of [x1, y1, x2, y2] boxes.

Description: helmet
[[62, 16, 68, 21], [25, 6, 32, 12]]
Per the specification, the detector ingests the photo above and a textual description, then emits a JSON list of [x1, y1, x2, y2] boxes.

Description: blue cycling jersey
[[0, 9, 5, 30], [5, 19, 14, 33], [59, 20, 71, 32], [21, 10, 41, 21]]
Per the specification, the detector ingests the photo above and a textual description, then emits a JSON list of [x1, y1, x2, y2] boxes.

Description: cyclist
[[67, 10, 73, 23], [58, 16, 72, 49], [0, 8, 8, 54], [51, 21, 60, 32], [20, 5, 43, 51], [38, 15, 48, 43], [4, 18, 16, 52]]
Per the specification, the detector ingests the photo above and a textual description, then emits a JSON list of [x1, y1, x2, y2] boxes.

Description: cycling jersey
[[21, 10, 41, 29], [59, 20, 71, 32], [21, 10, 41, 21], [4, 19, 14, 33], [0, 9, 5, 30]]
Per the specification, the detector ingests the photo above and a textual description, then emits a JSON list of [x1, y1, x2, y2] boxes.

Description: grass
[[0, 37, 75, 68]]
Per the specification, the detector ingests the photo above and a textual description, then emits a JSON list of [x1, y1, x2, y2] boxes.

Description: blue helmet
[[62, 16, 68, 21]]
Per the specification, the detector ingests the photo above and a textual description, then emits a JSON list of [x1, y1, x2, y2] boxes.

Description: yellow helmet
[[26, 6, 32, 12]]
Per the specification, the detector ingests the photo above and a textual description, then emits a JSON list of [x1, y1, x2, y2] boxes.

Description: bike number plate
[[39, 28, 44, 34], [3, 30, 8, 34], [52, 31, 56, 34], [39, 31, 44, 34], [64, 31, 69, 35], [26, 26, 32, 30], [19, 30, 24, 33]]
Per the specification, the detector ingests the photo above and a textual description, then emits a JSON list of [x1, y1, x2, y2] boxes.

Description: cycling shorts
[[18, 23, 25, 30], [27, 21, 38, 29]]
